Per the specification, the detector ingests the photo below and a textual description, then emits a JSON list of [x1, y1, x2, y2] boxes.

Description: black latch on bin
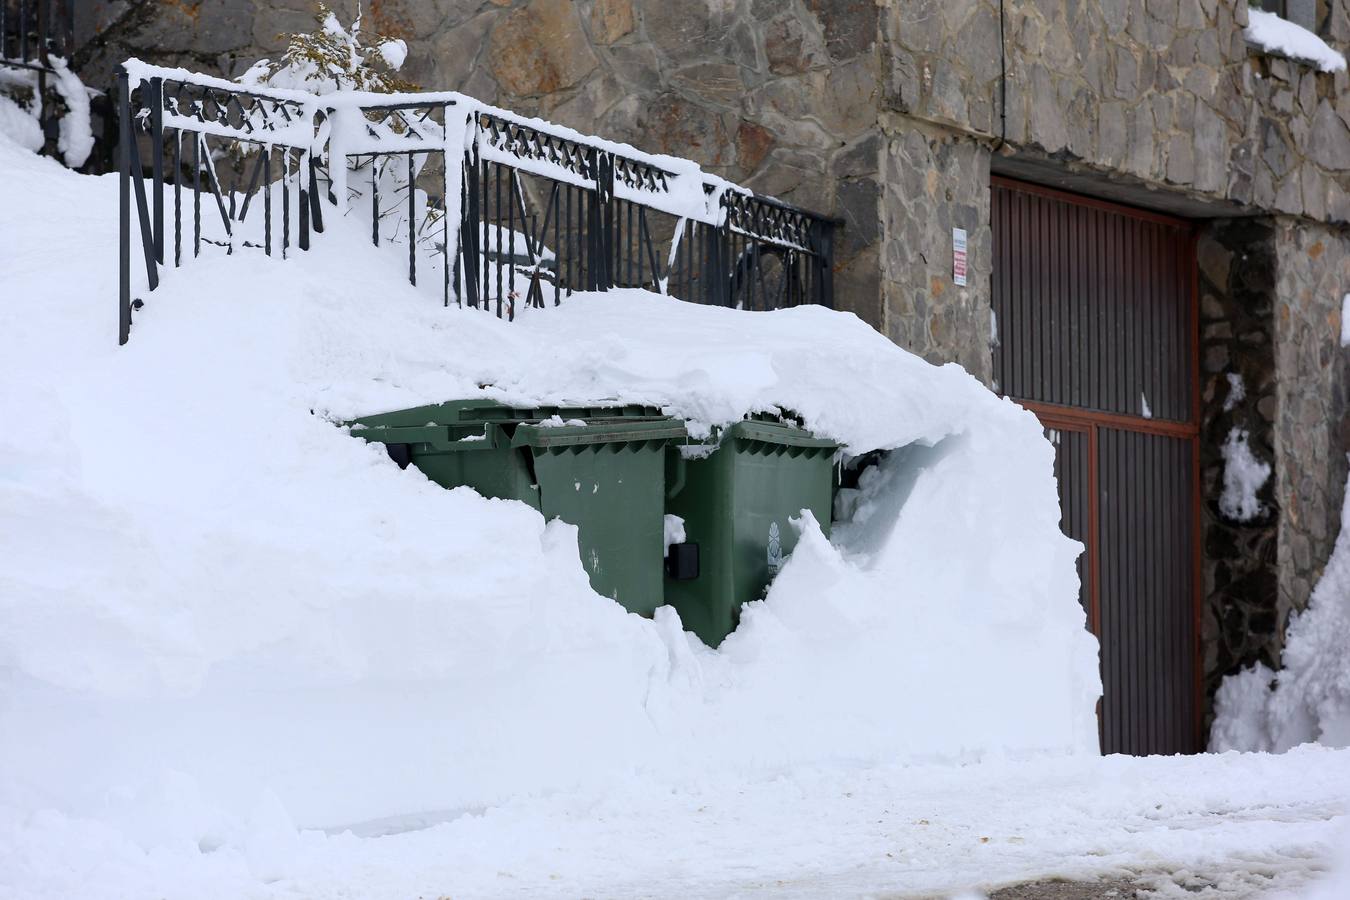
[[665, 542, 700, 581]]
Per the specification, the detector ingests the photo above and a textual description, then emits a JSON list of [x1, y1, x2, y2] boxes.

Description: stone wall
[[1193, 216, 1350, 702], [1196, 218, 1280, 707], [879, 119, 993, 379], [884, 0, 1350, 224], [1273, 221, 1350, 619], [877, 0, 1350, 390]]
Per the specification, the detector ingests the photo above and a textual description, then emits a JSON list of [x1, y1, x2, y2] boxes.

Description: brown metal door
[[991, 176, 1200, 755]]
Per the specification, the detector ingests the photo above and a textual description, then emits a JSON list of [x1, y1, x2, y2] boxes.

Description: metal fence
[[116, 67, 327, 341], [117, 62, 836, 344], [1, 0, 74, 69], [1, 0, 77, 156]]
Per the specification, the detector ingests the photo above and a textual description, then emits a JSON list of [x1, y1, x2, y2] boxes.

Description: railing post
[[704, 210, 731, 307], [63, 0, 75, 57], [122, 76, 159, 296], [407, 153, 416, 285], [462, 142, 481, 309], [298, 151, 310, 251], [118, 67, 131, 345], [36, 0, 48, 67], [810, 217, 834, 309], [588, 148, 613, 291], [149, 76, 164, 264], [308, 154, 324, 234]]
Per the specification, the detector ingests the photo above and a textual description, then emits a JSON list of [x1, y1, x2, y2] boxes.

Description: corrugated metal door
[[991, 176, 1200, 755]]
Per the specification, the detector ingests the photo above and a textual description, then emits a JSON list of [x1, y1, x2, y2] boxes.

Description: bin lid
[[680, 417, 838, 453], [348, 412, 686, 452], [350, 399, 667, 430], [723, 419, 839, 449]]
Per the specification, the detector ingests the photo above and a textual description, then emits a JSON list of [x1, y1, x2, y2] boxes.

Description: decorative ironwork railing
[[116, 60, 837, 345], [2, 0, 78, 160], [1, 0, 74, 70]]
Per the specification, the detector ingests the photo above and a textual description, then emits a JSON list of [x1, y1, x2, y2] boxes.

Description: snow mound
[[1211, 463, 1350, 752], [0, 93, 42, 151], [0, 131, 1098, 848], [1246, 9, 1347, 73]]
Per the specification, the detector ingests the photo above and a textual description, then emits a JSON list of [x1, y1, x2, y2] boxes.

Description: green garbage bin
[[349, 401, 686, 615], [664, 417, 839, 647]]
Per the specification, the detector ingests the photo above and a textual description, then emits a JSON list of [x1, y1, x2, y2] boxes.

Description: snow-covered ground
[[1, 119, 1348, 900], [4, 749, 1350, 899]]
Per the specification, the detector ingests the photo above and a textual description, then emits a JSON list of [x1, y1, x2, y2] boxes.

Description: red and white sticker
[[952, 227, 968, 287]]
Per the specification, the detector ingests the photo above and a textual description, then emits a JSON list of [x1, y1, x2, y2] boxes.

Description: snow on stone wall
[[1273, 221, 1350, 625], [1212, 464, 1350, 752], [1221, 427, 1272, 522]]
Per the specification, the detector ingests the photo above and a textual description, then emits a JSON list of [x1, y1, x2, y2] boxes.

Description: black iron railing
[[117, 62, 837, 344], [1, 0, 74, 69], [1, 0, 77, 158]]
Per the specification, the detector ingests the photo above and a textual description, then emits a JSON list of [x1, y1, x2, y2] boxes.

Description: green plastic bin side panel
[[665, 434, 836, 647], [350, 406, 684, 617], [532, 440, 669, 617], [664, 447, 736, 646], [405, 442, 542, 510]]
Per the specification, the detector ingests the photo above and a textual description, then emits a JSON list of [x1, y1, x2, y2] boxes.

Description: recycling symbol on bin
[[766, 521, 783, 575]]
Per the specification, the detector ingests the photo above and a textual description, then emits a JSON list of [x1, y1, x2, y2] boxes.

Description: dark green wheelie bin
[[664, 417, 838, 647], [348, 401, 686, 615]]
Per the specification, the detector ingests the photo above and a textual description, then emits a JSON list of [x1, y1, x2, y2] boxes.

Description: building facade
[[73, 0, 1350, 752]]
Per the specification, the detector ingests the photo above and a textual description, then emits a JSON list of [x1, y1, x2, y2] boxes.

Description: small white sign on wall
[[952, 227, 968, 287]]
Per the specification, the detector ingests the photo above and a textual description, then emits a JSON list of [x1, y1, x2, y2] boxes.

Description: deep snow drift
[[0, 130, 1109, 895], [0, 131, 1097, 831]]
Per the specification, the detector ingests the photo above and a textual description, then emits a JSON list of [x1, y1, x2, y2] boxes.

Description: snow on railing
[[2, 0, 93, 168], [117, 60, 837, 345]]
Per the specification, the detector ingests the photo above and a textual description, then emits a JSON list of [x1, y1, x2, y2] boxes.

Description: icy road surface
[[7, 747, 1348, 899]]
